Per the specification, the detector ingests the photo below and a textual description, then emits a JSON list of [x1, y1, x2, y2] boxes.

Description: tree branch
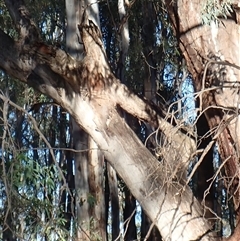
[[0, 1, 196, 175], [0, 28, 31, 81], [0, 23, 196, 171]]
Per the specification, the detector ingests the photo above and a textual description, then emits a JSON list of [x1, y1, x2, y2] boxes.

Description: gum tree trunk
[[166, 0, 240, 222], [65, 0, 106, 240], [0, 1, 224, 240]]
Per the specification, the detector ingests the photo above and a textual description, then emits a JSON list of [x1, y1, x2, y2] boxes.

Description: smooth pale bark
[[110, 1, 130, 238], [0, 27, 216, 241], [65, 1, 91, 240], [0, 1, 218, 240], [80, 2, 107, 240], [65, 0, 83, 58], [117, 0, 129, 82], [65, 0, 106, 240], [88, 138, 106, 240]]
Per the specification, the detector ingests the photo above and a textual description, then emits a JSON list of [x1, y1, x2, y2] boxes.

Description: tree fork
[[0, 1, 220, 239]]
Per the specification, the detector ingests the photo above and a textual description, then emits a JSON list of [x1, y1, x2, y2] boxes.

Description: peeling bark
[[166, 0, 240, 219], [65, 2, 91, 239], [65, 1, 106, 240], [0, 1, 222, 240]]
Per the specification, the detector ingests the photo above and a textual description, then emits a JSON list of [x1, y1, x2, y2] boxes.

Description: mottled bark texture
[[166, 0, 240, 222], [65, 1, 106, 240], [0, 0, 224, 240]]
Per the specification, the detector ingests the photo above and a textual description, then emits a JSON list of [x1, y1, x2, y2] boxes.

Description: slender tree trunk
[[44, 105, 56, 236], [65, 2, 90, 238], [85, 2, 107, 239], [123, 187, 137, 241], [59, 110, 74, 230], [65, 1, 106, 240], [107, 163, 120, 241], [73, 126, 91, 240], [88, 138, 106, 241], [142, 0, 157, 103]]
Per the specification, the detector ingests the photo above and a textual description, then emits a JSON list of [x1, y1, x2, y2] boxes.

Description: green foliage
[[201, 0, 233, 24], [1, 0, 236, 239], [88, 193, 97, 208], [25, 0, 65, 44], [1, 154, 69, 240], [0, 0, 18, 38]]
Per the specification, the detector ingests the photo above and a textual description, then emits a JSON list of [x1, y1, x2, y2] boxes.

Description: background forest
[[0, 0, 240, 240]]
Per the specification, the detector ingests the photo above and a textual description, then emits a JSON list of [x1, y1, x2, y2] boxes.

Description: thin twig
[[1, 92, 11, 227], [0, 93, 73, 201]]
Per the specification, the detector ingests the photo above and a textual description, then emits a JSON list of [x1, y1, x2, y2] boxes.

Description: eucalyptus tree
[[166, 0, 240, 239], [0, 1, 70, 240], [1, 0, 240, 240], [65, 1, 106, 240]]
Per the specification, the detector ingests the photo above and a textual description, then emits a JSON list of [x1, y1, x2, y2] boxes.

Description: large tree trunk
[[165, 0, 240, 222], [117, 0, 129, 83], [0, 1, 222, 240]]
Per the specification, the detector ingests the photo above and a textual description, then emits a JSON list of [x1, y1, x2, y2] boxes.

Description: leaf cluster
[[1, 153, 69, 240]]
